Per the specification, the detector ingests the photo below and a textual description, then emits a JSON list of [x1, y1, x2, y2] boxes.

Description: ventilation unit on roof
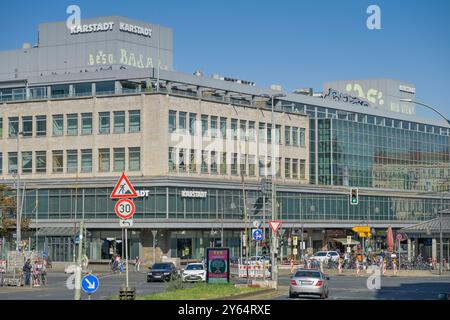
[[293, 88, 313, 96], [270, 84, 282, 91]]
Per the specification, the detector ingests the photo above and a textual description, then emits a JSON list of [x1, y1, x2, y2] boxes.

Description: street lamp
[[15, 131, 24, 252], [400, 99, 450, 126]]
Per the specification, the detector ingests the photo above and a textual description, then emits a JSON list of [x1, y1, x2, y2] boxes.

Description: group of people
[[22, 258, 47, 287]]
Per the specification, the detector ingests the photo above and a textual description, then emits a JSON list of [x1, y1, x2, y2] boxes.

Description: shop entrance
[[101, 238, 123, 259], [177, 239, 192, 259]]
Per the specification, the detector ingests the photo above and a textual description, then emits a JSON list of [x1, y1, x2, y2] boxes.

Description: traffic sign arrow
[[268, 220, 282, 233]]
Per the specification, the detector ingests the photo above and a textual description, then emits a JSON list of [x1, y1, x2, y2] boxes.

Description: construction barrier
[[231, 262, 271, 278]]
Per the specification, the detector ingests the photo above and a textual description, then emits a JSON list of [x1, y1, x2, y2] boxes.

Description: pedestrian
[[393, 257, 397, 276], [338, 256, 343, 274], [290, 258, 295, 274], [33, 260, 41, 287], [41, 260, 47, 286], [134, 256, 141, 272], [22, 259, 32, 286]]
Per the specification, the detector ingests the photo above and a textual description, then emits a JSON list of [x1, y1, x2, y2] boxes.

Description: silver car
[[289, 269, 329, 299]]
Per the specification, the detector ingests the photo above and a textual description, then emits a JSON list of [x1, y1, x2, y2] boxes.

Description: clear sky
[[1, 0, 449, 121]]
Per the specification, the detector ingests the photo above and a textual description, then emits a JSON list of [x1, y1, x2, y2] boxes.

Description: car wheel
[[289, 291, 296, 299], [147, 279, 152, 283], [320, 291, 327, 299]]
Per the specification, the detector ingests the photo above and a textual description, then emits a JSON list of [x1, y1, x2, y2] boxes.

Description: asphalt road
[[0, 270, 165, 300], [272, 274, 450, 300]]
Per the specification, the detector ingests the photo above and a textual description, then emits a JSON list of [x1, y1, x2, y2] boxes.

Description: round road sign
[[115, 199, 136, 220]]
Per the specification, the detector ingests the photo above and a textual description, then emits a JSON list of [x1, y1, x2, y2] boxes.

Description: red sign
[[114, 199, 136, 220], [110, 172, 138, 199], [268, 220, 282, 233]]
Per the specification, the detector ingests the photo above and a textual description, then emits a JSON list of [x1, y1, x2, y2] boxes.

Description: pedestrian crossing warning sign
[[110, 172, 138, 199]]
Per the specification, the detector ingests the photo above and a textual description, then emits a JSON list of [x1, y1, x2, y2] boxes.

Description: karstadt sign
[[70, 21, 152, 38]]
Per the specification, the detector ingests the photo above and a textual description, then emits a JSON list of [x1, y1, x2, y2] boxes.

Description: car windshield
[[329, 252, 338, 256], [315, 252, 327, 256], [152, 263, 171, 270], [186, 264, 204, 270], [294, 271, 322, 278]]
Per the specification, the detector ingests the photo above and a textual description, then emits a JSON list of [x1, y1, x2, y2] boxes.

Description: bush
[[164, 276, 186, 292]]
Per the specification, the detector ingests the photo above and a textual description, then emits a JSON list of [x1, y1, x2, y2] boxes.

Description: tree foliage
[[0, 184, 30, 238]]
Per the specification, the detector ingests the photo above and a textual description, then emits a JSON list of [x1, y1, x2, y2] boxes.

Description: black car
[[147, 262, 179, 282]]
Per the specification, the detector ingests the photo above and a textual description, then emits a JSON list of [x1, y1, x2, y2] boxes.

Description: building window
[[201, 115, 208, 136], [52, 150, 63, 173], [211, 116, 218, 138], [258, 156, 265, 176], [299, 128, 305, 147], [276, 157, 281, 178], [81, 113, 92, 135], [285, 158, 291, 178], [189, 113, 196, 135], [129, 147, 141, 171], [240, 120, 247, 140], [267, 124, 272, 144], [168, 147, 176, 173], [129, 110, 141, 132], [169, 110, 177, 133], [99, 112, 110, 134], [8, 117, 18, 138], [98, 148, 110, 172], [8, 152, 17, 173], [35, 151, 46, 173], [300, 159, 306, 179], [275, 125, 281, 144], [220, 117, 227, 138], [179, 149, 186, 172], [292, 159, 298, 179], [113, 111, 125, 133], [201, 150, 208, 173], [292, 127, 298, 146], [22, 116, 33, 137], [231, 119, 238, 140], [248, 121, 255, 141], [66, 150, 78, 173], [248, 155, 256, 176], [0, 153, 2, 174], [67, 113, 78, 135], [220, 152, 227, 175], [179, 112, 187, 132], [189, 149, 197, 173], [81, 149, 92, 172], [231, 153, 238, 175], [0, 118, 3, 139], [285, 126, 291, 145], [113, 148, 125, 171], [22, 151, 32, 174], [36, 115, 47, 136], [240, 154, 247, 176], [258, 123, 265, 142], [210, 151, 218, 174], [52, 114, 64, 136]]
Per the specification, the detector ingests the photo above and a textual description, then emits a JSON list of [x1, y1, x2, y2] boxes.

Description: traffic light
[[350, 188, 359, 205]]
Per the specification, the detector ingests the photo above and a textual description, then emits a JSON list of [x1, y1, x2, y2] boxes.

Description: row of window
[[0, 147, 141, 174], [0, 110, 140, 138], [168, 147, 306, 180], [168, 110, 306, 146]]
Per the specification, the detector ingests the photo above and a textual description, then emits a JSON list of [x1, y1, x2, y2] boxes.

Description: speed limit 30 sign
[[115, 199, 136, 220]]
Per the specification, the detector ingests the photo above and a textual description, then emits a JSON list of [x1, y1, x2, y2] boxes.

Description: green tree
[[0, 184, 30, 238]]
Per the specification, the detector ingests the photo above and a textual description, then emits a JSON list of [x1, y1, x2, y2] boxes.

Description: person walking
[[134, 256, 141, 272], [338, 255, 344, 274], [22, 259, 32, 286], [290, 258, 295, 274]]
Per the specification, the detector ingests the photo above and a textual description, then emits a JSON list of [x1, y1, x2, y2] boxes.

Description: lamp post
[[15, 131, 23, 252], [401, 99, 450, 275], [260, 93, 286, 289]]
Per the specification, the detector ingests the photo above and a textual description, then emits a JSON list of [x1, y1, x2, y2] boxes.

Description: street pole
[[221, 207, 224, 247], [125, 227, 129, 288], [241, 173, 249, 284], [74, 220, 84, 300], [440, 196, 443, 275], [16, 132, 21, 252], [270, 96, 279, 290]]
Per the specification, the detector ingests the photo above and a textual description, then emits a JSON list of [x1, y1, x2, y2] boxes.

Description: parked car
[[289, 269, 329, 299], [182, 263, 206, 282], [312, 251, 339, 263], [147, 262, 179, 282]]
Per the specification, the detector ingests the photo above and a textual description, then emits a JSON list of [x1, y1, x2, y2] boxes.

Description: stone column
[[432, 238, 437, 261], [407, 238, 412, 262]]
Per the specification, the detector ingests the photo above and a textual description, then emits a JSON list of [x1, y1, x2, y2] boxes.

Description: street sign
[[252, 229, 263, 241], [119, 219, 134, 227], [352, 226, 371, 234], [396, 234, 403, 241], [115, 199, 136, 220], [346, 235, 352, 245], [293, 236, 298, 246], [268, 220, 282, 233], [81, 274, 99, 294], [110, 172, 138, 199]]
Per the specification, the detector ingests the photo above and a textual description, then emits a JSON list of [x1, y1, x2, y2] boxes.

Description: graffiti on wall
[[87, 48, 168, 69], [323, 88, 369, 107], [345, 83, 384, 106]]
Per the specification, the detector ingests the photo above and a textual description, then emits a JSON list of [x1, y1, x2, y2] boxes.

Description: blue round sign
[[252, 229, 263, 241], [81, 274, 99, 294]]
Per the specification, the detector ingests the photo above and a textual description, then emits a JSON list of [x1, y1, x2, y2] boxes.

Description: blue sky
[[1, 0, 450, 120]]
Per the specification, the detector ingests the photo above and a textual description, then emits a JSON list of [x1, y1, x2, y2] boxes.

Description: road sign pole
[[74, 220, 84, 300], [125, 226, 129, 289]]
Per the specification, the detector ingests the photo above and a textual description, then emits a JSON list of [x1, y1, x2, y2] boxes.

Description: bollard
[[119, 286, 136, 300]]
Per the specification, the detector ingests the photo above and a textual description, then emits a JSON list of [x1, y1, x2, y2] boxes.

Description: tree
[[0, 184, 30, 238]]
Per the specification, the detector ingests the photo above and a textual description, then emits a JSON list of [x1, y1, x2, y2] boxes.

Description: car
[[182, 263, 206, 282], [289, 269, 329, 299], [147, 262, 179, 282], [312, 251, 340, 263]]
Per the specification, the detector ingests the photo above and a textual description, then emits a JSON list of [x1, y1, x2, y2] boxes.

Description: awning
[[332, 238, 360, 245]]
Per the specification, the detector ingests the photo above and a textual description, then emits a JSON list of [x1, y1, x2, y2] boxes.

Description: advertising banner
[[206, 248, 230, 284]]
